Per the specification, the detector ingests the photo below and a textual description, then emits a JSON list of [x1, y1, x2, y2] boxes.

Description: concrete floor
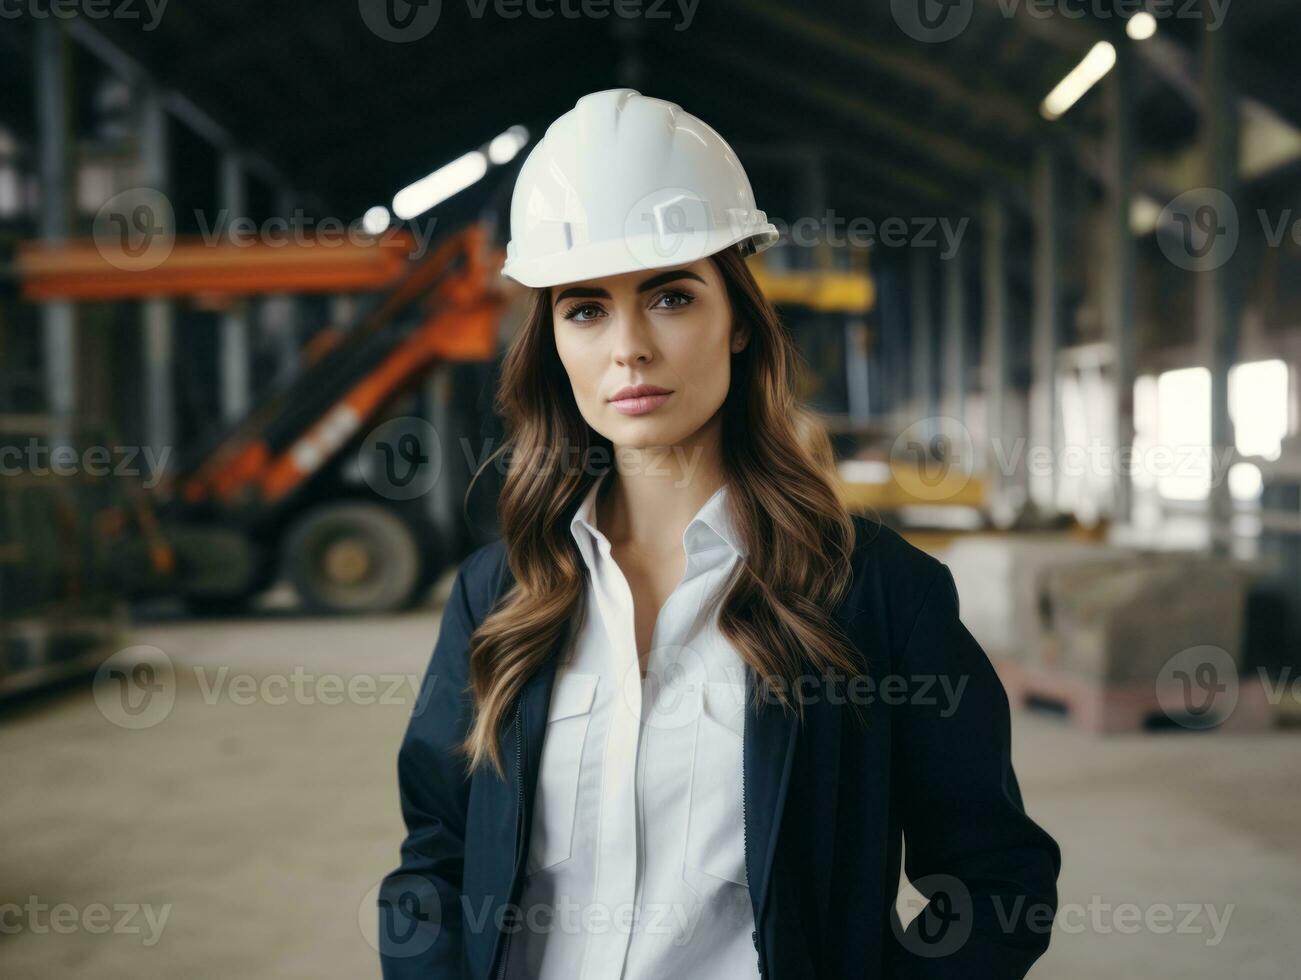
[[3, 592, 1299, 979]]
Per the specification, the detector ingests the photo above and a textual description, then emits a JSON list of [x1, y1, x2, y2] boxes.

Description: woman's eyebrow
[[553, 270, 705, 307], [636, 269, 706, 292], [554, 285, 611, 304]]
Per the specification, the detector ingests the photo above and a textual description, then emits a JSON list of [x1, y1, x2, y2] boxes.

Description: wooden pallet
[[993, 659, 1276, 733]]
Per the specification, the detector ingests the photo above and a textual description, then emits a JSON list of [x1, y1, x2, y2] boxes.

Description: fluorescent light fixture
[[1130, 195, 1162, 236], [392, 150, 488, 220], [488, 125, 529, 165], [1126, 11, 1157, 40], [1040, 41, 1117, 121], [361, 205, 391, 235]]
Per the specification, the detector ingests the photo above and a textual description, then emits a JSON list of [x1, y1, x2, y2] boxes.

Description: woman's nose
[[611, 313, 653, 366]]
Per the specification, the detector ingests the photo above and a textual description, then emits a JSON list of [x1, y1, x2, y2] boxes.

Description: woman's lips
[[609, 391, 673, 415]]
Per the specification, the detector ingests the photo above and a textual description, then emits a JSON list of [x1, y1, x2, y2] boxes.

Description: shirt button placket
[[584, 540, 641, 979]]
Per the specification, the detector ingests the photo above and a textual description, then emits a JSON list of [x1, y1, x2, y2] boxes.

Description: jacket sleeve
[[886, 562, 1061, 979], [379, 550, 489, 978]]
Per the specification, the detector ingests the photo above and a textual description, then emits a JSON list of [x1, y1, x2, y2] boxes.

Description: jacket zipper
[[495, 700, 524, 980]]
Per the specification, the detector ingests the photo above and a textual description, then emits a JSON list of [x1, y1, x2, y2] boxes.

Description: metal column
[[1103, 43, 1137, 524], [879, 259, 910, 425], [982, 192, 1009, 498], [219, 153, 252, 422], [1197, 19, 1241, 553], [35, 21, 76, 433], [140, 85, 175, 461], [942, 232, 967, 428], [845, 318, 872, 427], [1031, 144, 1063, 513], [261, 186, 301, 383], [910, 247, 937, 431]]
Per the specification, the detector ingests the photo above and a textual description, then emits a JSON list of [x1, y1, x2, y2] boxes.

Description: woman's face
[[550, 257, 747, 451]]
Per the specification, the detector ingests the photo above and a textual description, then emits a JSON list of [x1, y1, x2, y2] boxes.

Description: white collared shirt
[[502, 471, 760, 980]]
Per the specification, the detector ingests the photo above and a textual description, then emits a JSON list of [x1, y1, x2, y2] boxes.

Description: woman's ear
[[730, 324, 750, 354]]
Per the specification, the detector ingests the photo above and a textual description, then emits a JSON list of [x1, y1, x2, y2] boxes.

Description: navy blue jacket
[[380, 516, 1060, 978]]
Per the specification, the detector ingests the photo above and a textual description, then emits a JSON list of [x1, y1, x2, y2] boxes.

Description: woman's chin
[[603, 417, 689, 451]]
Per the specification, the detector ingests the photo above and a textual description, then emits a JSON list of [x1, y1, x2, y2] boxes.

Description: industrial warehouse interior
[[2, 1, 1301, 978]]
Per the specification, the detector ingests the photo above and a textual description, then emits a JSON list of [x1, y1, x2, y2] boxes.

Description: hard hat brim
[[501, 225, 780, 289]]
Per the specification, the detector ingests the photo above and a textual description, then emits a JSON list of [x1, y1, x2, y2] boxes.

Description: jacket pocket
[[683, 679, 748, 888], [525, 670, 599, 875]]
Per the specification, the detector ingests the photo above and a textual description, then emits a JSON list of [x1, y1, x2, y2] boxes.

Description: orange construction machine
[[18, 222, 509, 614]]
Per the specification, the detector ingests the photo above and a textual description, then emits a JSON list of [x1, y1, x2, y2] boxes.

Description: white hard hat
[[501, 88, 779, 289]]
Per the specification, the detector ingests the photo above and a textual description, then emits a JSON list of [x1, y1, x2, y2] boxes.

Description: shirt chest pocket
[[526, 670, 599, 876], [683, 679, 749, 888]]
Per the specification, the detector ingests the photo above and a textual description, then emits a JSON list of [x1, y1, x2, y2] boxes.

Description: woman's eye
[[653, 290, 694, 311], [562, 303, 603, 322]]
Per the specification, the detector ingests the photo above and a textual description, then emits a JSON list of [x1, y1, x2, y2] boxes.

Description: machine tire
[[284, 502, 422, 615], [186, 592, 258, 617]]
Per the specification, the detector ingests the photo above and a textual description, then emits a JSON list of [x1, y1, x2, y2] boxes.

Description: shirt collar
[[568, 470, 746, 568]]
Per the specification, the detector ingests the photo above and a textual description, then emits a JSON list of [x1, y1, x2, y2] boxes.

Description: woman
[[380, 89, 1060, 980]]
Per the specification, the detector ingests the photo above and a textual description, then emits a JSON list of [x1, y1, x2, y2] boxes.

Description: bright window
[[1155, 367, 1211, 501], [1229, 359, 1288, 461]]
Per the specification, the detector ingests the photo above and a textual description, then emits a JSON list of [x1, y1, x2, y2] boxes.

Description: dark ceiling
[[9, 0, 1301, 225]]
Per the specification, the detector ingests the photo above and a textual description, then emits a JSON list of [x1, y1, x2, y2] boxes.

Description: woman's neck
[[597, 422, 725, 556]]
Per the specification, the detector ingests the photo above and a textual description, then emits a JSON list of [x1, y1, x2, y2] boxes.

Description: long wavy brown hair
[[460, 243, 865, 777]]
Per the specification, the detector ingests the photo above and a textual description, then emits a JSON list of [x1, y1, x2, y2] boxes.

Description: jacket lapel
[[745, 590, 855, 936], [744, 667, 800, 932], [518, 647, 557, 861]]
